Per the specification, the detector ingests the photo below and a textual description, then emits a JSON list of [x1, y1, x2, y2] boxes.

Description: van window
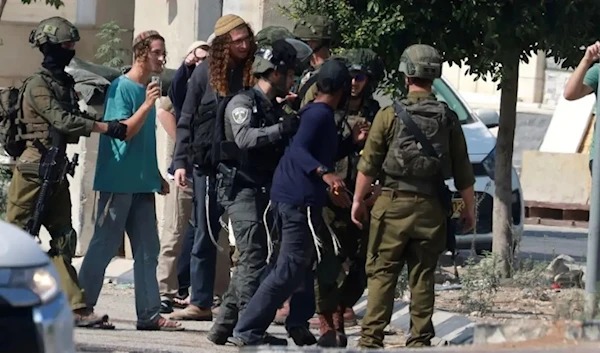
[[432, 79, 475, 124]]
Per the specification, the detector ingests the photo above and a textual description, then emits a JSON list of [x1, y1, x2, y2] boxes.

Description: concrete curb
[[73, 257, 475, 346], [352, 295, 474, 346], [474, 320, 600, 345]]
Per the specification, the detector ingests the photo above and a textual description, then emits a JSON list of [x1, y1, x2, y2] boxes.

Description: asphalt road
[[74, 225, 590, 353]]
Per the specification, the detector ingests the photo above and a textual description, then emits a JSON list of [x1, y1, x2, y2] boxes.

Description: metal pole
[[585, 68, 600, 319]]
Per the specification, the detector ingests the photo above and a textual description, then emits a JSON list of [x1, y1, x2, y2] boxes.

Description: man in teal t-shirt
[[78, 30, 183, 331], [564, 41, 600, 171], [93, 74, 162, 192]]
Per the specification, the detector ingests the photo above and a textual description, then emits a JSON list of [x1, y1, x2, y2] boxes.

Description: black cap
[[317, 58, 351, 94]]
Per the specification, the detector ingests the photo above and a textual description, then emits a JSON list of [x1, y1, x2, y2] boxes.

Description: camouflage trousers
[[6, 163, 85, 310], [314, 204, 369, 314]]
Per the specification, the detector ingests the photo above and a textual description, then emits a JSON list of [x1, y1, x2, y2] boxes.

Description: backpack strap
[[392, 102, 438, 159]]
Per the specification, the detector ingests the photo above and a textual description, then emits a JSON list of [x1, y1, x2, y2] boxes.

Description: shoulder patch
[[231, 107, 250, 124]]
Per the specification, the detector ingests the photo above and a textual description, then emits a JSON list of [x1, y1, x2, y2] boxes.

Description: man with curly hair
[[170, 14, 256, 323], [78, 30, 183, 331]]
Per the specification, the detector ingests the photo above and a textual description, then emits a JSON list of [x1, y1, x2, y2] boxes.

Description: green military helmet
[[29, 16, 80, 48], [293, 15, 334, 41], [255, 26, 295, 48], [253, 38, 311, 76], [399, 44, 442, 80], [341, 48, 385, 85]]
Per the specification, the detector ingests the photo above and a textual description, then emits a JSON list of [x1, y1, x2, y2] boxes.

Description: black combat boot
[[316, 313, 338, 347]]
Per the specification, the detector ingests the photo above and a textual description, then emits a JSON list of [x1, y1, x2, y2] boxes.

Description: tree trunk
[[492, 53, 519, 279], [0, 0, 8, 20]]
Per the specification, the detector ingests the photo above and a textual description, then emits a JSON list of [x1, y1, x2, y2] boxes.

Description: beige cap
[[186, 40, 209, 55], [214, 14, 246, 37]]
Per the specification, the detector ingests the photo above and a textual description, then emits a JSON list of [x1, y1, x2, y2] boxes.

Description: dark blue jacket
[[271, 102, 354, 207], [167, 62, 196, 176]]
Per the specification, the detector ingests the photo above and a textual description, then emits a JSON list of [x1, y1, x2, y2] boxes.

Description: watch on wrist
[[317, 166, 330, 177]]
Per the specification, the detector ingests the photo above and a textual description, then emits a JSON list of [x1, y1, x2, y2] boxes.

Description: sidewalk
[[71, 256, 474, 346], [459, 91, 556, 116]]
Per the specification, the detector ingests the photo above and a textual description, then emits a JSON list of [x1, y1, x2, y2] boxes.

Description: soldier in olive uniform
[[208, 38, 311, 345], [350, 44, 476, 348], [292, 15, 336, 109], [6, 17, 127, 328]]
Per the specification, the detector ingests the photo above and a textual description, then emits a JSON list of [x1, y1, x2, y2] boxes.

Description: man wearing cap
[[310, 48, 383, 347], [228, 59, 352, 347], [171, 14, 256, 324], [351, 44, 475, 348], [79, 30, 183, 331], [156, 39, 210, 315]]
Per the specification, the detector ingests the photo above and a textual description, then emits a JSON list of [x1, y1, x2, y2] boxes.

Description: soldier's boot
[[288, 325, 317, 346], [316, 313, 338, 347], [207, 323, 232, 345], [333, 306, 348, 348]]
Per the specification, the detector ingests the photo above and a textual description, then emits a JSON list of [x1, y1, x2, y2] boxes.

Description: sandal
[[137, 316, 184, 331], [74, 310, 115, 330], [173, 296, 190, 309]]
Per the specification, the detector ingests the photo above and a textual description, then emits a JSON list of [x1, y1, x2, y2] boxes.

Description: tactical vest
[[223, 90, 288, 186], [381, 99, 453, 195], [21, 70, 82, 147], [334, 98, 380, 187]]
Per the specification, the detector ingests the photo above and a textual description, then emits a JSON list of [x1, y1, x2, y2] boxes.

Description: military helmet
[[255, 26, 296, 48], [252, 39, 300, 76], [340, 48, 385, 84], [399, 44, 442, 80], [29, 16, 80, 48], [293, 15, 334, 41]]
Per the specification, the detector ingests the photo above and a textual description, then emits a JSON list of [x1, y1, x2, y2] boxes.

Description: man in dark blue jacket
[[229, 59, 354, 347], [156, 40, 209, 314]]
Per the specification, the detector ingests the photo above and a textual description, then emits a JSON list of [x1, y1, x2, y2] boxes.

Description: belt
[[380, 189, 423, 199]]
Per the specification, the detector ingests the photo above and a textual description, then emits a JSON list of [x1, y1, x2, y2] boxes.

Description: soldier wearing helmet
[[207, 38, 311, 346], [310, 48, 384, 347], [350, 44, 476, 348], [290, 15, 337, 110], [6, 16, 127, 329]]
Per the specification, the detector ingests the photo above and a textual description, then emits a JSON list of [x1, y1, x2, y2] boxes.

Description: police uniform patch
[[232, 107, 250, 124]]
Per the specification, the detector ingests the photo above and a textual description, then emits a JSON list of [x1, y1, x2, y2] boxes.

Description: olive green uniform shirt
[[358, 91, 475, 192]]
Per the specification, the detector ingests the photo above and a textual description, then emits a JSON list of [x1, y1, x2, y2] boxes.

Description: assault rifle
[[24, 129, 79, 238]]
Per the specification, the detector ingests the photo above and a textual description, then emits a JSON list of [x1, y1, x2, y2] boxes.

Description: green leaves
[[20, 0, 64, 9], [95, 21, 130, 69], [283, 0, 600, 92]]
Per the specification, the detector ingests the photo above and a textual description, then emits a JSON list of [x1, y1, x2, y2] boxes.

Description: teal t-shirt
[[93, 75, 161, 193], [584, 63, 599, 161]]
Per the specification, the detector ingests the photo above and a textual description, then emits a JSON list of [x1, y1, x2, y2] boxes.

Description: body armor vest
[[224, 90, 288, 186], [334, 98, 379, 188], [381, 99, 453, 195], [21, 69, 82, 147]]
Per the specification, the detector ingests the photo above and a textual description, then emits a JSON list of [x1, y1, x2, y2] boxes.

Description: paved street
[[74, 224, 591, 352], [517, 224, 588, 263]]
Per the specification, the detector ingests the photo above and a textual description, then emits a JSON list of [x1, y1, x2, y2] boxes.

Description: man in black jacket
[[170, 14, 255, 322]]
